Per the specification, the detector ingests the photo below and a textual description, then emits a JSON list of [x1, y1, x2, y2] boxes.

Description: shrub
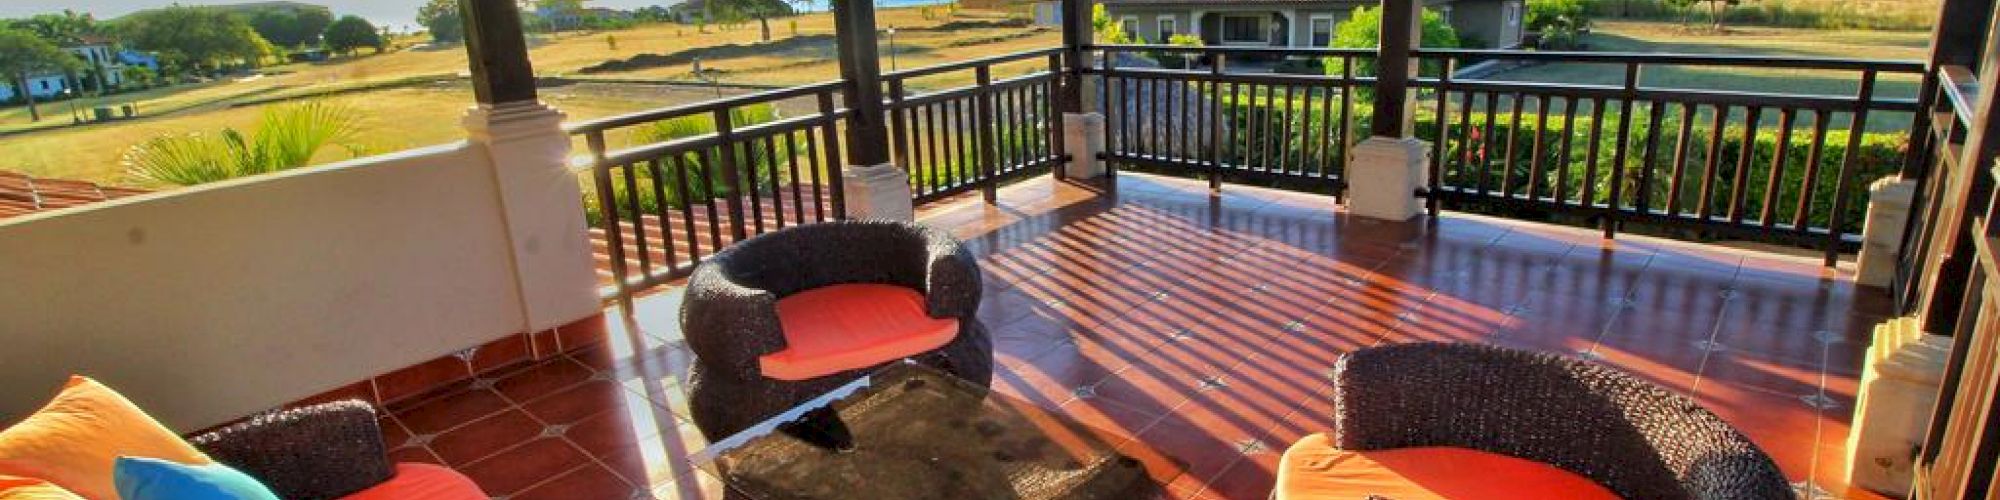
[[1527, 0, 1591, 49], [1324, 6, 1459, 77], [584, 104, 795, 227], [1154, 34, 1203, 69], [123, 101, 364, 186]]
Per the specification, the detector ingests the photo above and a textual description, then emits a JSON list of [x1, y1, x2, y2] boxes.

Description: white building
[[0, 38, 129, 102]]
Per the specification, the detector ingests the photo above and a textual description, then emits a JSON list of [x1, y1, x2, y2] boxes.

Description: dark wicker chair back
[[680, 220, 992, 440], [1331, 342, 1792, 500]]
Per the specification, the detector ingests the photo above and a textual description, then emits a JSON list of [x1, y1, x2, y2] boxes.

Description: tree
[[536, 0, 586, 34], [1686, 0, 1747, 30], [706, 0, 797, 42], [120, 65, 156, 88], [417, 0, 464, 43], [8, 10, 101, 45], [247, 6, 334, 48], [322, 16, 385, 55], [1323, 6, 1458, 76], [1090, 4, 1131, 44], [118, 6, 269, 76], [0, 28, 84, 122], [1526, 0, 1590, 49]]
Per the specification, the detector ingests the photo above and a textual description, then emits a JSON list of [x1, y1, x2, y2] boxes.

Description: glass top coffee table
[[688, 361, 1185, 499]]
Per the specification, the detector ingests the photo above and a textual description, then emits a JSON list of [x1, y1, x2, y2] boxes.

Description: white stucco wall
[[0, 143, 580, 431]]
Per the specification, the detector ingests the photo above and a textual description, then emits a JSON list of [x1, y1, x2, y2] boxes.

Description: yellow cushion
[[0, 475, 84, 500], [0, 376, 211, 500]]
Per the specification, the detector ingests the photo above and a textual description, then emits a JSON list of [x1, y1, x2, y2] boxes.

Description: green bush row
[[1119, 90, 1907, 235]]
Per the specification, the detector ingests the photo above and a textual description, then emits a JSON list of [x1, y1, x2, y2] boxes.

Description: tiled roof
[[0, 171, 150, 220]]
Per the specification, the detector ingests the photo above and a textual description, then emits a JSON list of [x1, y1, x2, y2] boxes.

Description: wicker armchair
[[188, 400, 397, 500], [681, 221, 993, 440], [1330, 342, 1792, 499]]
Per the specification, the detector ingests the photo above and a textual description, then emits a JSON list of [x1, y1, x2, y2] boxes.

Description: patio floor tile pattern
[[382, 173, 1892, 499]]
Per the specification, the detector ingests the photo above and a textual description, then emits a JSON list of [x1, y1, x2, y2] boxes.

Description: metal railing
[[884, 48, 1067, 203], [567, 83, 850, 296]]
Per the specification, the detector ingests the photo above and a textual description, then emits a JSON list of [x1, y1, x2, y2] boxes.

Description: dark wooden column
[[832, 0, 892, 166], [1058, 0, 1093, 113], [460, 0, 538, 105], [1368, 0, 1422, 138]]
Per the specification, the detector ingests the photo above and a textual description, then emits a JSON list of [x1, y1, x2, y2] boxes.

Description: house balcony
[[3, 0, 1996, 498], [355, 173, 1896, 498]]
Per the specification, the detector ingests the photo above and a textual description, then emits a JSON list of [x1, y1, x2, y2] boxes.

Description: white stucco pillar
[[461, 101, 601, 333], [1856, 176, 1918, 288], [1346, 136, 1430, 221], [1846, 316, 1948, 497], [842, 164, 916, 222], [1062, 113, 1108, 180]]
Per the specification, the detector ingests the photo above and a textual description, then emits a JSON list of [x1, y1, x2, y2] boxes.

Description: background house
[[1102, 0, 1523, 50], [0, 36, 131, 102]]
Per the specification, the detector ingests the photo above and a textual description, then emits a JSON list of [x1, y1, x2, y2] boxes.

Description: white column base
[[1062, 112, 1107, 180], [1856, 176, 1917, 288], [1846, 316, 1948, 497], [842, 163, 915, 222], [1346, 136, 1431, 221], [461, 100, 601, 332]]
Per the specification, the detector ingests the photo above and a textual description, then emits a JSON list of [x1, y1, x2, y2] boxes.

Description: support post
[[831, 0, 914, 220], [1858, 176, 1920, 288], [1056, 0, 1108, 181], [1347, 0, 1430, 221], [457, 0, 599, 332]]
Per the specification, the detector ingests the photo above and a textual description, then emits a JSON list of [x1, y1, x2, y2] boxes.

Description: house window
[[1438, 6, 1453, 23], [1158, 17, 1178, 39], [1309, 15, 1333, 47], [1119, 16, 1138, 41], [1220, 15, 1264, 44]]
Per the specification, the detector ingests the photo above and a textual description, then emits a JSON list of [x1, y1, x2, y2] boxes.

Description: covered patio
[[368, 172, 1889, 498], [5, 0, 2000, 497]]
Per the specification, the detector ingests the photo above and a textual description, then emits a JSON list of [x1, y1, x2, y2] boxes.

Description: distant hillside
[[119, 1, 330, 19]]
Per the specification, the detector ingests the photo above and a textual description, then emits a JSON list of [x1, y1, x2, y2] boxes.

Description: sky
[[0, 1, 684, 35]]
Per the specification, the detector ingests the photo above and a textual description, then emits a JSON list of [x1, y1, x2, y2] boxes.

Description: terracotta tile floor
[[382, 172, 1895, 499]]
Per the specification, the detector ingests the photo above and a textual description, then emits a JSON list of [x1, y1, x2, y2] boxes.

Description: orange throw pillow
[[0, 376, 211, 500], [0, 475, 84, 500]]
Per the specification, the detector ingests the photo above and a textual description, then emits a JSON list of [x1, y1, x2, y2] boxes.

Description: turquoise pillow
[[112, 456, 280, 500]]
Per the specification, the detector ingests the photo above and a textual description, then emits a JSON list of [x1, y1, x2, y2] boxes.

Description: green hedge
[[1122, 88, 1907, 235], [1421, 110, 1906, 234]]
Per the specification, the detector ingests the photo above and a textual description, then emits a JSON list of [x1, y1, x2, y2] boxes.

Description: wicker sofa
[[680, 221, 994, 441], [1275, 342, 1793, 499], [189, 400, 483, 500]]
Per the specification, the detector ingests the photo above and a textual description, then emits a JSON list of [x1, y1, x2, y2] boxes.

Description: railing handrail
[[1083, 44, 1924, 73], [564, 80, 846, 135], [1089, 43, 1376, 57], [1942, 64, 1980, 126], [881, 47, 1064, 81], [1414, 48, 1925, 72]]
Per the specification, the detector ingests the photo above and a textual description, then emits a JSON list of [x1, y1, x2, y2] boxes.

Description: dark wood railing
[[1082, 45, 1922, 260], [567, 83, 850, 296], [1093, 45, 1376, 196], [883, 48, 1067, 204], [1412, 49, 1924, 264], [1906, 60, 2000, 499]]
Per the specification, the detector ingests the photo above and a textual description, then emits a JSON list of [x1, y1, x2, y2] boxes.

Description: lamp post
[[885, 27, 897, 72], [63, 88, 80, 124]]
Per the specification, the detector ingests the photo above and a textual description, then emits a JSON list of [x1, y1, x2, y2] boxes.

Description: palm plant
[[124, 101, 365, 186]]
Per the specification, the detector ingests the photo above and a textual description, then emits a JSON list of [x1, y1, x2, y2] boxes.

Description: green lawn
[[1488, 21, 1928, 100]]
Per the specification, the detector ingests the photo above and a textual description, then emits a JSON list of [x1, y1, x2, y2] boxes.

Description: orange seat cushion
[[338, 464, 485, 500], [1275, 434, 1621, 500], [760, 284, 959, 381]]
